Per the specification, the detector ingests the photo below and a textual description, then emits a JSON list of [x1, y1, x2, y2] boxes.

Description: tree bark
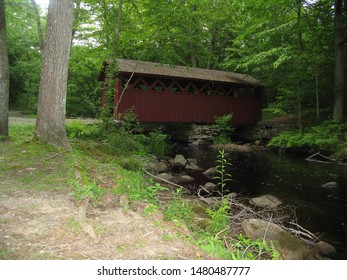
[[35, 0, 74, 146], [333, 0, 345, 120], [0, 0, 9, 137]]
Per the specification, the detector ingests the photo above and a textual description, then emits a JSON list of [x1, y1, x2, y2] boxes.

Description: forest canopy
[[4, 0, 347, 120]]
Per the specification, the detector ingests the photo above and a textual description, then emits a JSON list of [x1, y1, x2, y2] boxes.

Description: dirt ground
[[0, 115, 205, 260], [0, 187, 204, 260]]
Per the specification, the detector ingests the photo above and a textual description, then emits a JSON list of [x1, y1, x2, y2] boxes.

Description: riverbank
[[2, 116, 345, 259], [1, 118, 280, 260]]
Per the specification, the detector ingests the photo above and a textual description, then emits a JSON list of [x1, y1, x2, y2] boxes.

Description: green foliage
[[227, 0, 335, 115], [116, 156, 143, 171], [117, 108, 141, 133], [7, 0, 42, 112], [147, 131, 168, 159], [205, 199, 230, 235], [164, 188, 192, 224], [67, 46, 104, 118], [269, 240, 281, 260], [72, 181, 104, 206], [213, 149, 232, 194], [213, 114, 235, 144], [116, 170, 168, 204], [268, 120, 347, 157], [229, 234, 278, 260], [8, 0, 340, 121], [66, 120, 101, 139], [143, 183, 169, 204], [143, 203, 160, 216], [262, 106, 287, 120]]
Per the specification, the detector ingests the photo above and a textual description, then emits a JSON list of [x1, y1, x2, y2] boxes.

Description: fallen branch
[[227, 197, 318, 245], [306, 151, 337, 164], [143, 169, 190, 191], [40, 149, 70, 162], [287, 221, 321, 241]]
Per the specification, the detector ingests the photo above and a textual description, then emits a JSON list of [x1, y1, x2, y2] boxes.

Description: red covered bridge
[[98, 59, 263, 125]]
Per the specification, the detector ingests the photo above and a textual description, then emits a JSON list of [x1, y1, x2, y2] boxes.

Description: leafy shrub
[[66, 120, 100, 139], [268, 120, 347, 157], [118, 108, 141, 132], [164, 188, 192, 224], [72, 181, 104, 206], [213, 114, 235, 144], [148, 131, 168, 159], [205, 199, 230, 235], [262, 107, 286, 120]]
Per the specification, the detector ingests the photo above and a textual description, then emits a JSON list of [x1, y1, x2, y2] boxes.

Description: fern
[[269, 241, 281, 260], [268, 121, 347, 157]]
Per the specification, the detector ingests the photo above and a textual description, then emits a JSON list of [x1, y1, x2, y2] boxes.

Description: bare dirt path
[[0, 185, 203, 260]]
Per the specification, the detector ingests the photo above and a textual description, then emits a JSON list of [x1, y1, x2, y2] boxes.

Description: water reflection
[[172, 144, 347, 259]]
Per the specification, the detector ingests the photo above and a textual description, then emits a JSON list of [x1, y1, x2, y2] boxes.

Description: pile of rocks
[[147, 154, 221, 192]]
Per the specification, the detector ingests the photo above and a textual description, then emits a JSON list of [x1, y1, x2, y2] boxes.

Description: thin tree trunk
[[0, 0, 9, 137], [315, 72, 320, 121], [189, 4, 197, 68], [30, 0, 44, 52], [207, 26, 217, 69], [297, 83, 302, 132], [333, 0, 345, 120], [103, 0, 123, 122], [297, 1, 304, 52], [35, 0, 74, 147]]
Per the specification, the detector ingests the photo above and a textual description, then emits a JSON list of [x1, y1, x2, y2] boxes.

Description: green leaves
[[213, 114, 235, 144], [213, 149, 232, 194], [268, 120, 347, 157]]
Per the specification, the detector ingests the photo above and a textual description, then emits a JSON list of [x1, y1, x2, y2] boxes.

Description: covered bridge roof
[[98, 59, 261, 86]]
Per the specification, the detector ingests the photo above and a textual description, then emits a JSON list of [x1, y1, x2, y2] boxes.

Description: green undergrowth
[[268, 120, 347, 158], [67, 119, 168, 159]]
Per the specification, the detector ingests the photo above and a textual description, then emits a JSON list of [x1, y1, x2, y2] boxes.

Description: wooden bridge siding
[[117, 90, 261, 124]]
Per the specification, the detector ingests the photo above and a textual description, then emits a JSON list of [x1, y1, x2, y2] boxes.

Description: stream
[[171, 144, 347, 259]]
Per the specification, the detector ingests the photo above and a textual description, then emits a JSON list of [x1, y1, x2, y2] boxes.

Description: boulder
[[185, 158, 203, 171], [191, 139, 211, 146], [317, 241, 337, 257], [157, 173, 176, 183], [322, 182, 338, 188], [156, 161, 168, 173], [230, 192, 238, 199], [241, 218, 304, 260], [173, 154, 187, 168], [203, 167, 217, 178], [203, 182, 218, 192], [179, 175, 195, 184], [250, 194, 283, 208]]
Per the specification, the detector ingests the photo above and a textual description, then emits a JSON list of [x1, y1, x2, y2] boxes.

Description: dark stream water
[[172, 145, 347, 259]]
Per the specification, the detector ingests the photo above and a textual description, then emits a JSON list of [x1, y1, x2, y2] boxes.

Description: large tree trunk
[[333, 0, 346, 121], [35, 0, 74, 147], [0, 0, 9, 137]]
